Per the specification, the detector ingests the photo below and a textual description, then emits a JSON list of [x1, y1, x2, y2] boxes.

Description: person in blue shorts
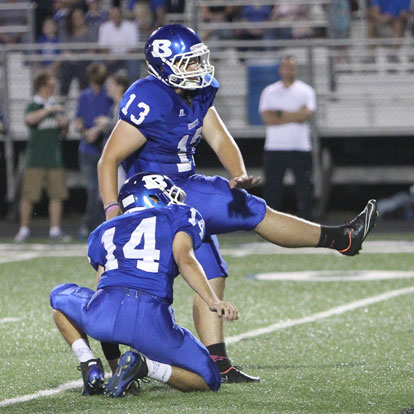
[[50, 172, 238, 397], [98, 24, 377, 383], [367, 0, 410, 63]]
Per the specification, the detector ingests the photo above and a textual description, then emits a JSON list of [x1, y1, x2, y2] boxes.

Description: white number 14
[[102, 217, 160, 273]]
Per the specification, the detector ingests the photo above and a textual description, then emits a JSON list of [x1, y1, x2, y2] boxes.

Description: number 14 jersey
[[88, 204, 205, 303]]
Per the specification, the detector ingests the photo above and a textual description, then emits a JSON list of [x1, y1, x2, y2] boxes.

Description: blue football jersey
[[119, 75, 219, 178], [88, 204, 205, 302]]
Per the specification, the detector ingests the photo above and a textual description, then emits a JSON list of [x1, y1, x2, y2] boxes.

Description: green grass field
[[0, 233, 413, 414]]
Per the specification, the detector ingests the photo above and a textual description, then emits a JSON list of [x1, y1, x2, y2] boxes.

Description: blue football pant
[[175, 174, 267, 280], [50, 284, 222, 391]]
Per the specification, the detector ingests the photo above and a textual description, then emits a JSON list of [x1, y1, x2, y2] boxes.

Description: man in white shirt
[[98, 6, 139, 79], [259, 55, 316, 220]]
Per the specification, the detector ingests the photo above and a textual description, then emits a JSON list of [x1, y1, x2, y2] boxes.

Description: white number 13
[[121, 94, 150, 126]]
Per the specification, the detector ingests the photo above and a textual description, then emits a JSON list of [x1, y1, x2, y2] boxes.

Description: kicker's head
[[145, 24, 214, 90], [118, 172, 186, 213]]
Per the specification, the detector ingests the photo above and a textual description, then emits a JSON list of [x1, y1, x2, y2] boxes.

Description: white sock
[[49, 226, 61, 237], [18, 227, 30, 236], [71, 338, 95, 363], [145, 357, 172, 383]]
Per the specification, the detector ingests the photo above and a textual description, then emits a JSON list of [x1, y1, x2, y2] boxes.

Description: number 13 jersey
[[119, 75, 219, 179]]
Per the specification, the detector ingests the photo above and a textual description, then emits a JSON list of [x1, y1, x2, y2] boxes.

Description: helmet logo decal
[[121, 194, 136, 209], [142, 174, 168, 190], [151, 39, 173, 58]]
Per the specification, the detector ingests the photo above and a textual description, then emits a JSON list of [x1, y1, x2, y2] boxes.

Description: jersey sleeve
[[87, 225, 104, 271], [171, 205, 205, 251], [203, 77, 219, 111], [118, 80, 169, 138]]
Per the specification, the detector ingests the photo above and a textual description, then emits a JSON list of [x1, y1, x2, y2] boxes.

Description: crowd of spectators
[[0, 0, 179, 91], [1, 1, 413, 63]]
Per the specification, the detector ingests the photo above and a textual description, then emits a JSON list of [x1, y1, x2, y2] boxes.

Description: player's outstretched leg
[[78, 358, 105, 396], [105, 351, 148, 398], [256, 200, 377, 256]]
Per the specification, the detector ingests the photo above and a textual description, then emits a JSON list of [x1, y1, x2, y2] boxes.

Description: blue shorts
[[371, 0, 410, 17], [176, 174, 267, 235], [50, 284, 221, 391], [174, 174, 267, 280]]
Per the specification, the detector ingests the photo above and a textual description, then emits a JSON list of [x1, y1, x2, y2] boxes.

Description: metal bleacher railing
[[2, 0, 414, 212]]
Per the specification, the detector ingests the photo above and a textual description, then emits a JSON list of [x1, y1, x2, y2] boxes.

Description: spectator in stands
[[269, 3, 314, 40], [0, 0, 29, 44], [259, 56, 316, 221], [328, 0, 352, 63], [34, 0, 55, 39], [52, 0, 71, 31], [127, 0, 166, 34], [98, 6, 139, 80], [85, 0, 107, 38], [73, 62, 113, 240], [329, 0, 351, 39], [131, 0, 153, 38], [14, 70, 69, 243], [199, 1, 238, 41], [235, 5, 273, 49], [36, 17, 61, 74], [94, 70, 130, 150], [150, 0, 167, 31], [167, 0, 185, 14], [58, 5, 98, 97], [366, 0, 410, 63]]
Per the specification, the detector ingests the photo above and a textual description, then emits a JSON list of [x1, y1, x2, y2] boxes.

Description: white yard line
[[227, 286, 414, 344], [0, 317, 21, 324], [0, 380, 83, 407], [1, 285, 413, 407], [251, 270, 414, 282]]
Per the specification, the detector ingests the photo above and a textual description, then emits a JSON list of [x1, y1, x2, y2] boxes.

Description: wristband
[[104, 202, 120, 215], [103, 201, 119, 209]]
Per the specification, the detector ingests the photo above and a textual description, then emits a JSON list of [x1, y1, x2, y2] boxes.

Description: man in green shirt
[[14, 70, 69, 242]]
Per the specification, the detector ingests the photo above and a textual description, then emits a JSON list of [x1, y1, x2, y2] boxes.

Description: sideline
[[1, 285, 414, 407], [1, 240, 414, 264]]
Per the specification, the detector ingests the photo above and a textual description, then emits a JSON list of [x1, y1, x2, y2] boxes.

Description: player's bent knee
[[50, 283, 79, 309]]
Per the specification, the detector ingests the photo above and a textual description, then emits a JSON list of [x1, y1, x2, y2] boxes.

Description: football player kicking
[[98, 24, 378, 383], [50, 172, 238, 397]]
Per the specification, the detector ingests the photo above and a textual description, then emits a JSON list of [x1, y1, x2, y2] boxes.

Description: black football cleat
[[78, 358, 105, 396], [339, 199, 377, 256], [221, 366, 260, 383], [105, 351, 148, 398]]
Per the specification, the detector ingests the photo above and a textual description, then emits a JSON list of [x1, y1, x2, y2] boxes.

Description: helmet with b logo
[[118, 172, 187, 213], [144, 24, 214, 90]]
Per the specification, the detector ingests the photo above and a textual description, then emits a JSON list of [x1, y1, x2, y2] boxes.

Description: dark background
[[1, 135, 413, 221]]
